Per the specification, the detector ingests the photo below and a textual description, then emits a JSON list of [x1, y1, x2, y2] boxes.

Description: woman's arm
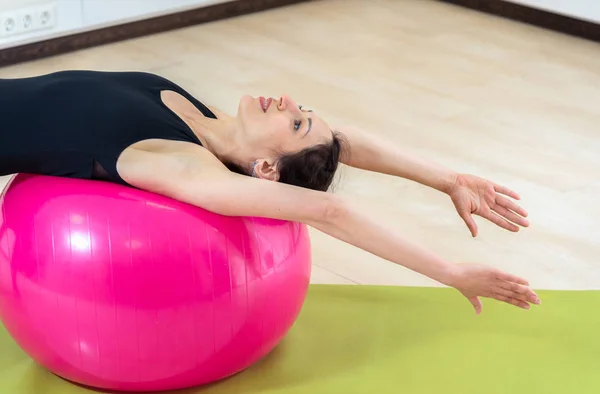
[[336, 125, 530, 236], [336, 125, 458, 193], [119, 146, 540, 314], [123, 147, 456, 284]]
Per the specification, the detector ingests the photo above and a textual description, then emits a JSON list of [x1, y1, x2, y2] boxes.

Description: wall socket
[[0, 3, 56, 38]]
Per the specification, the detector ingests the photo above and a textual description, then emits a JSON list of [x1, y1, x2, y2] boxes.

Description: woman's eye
[[294, 120, 302, 131], [298, 104, 312, 113]]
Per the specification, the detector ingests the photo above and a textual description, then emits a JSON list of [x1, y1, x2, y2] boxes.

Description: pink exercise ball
[[0, 174, 311, 392]]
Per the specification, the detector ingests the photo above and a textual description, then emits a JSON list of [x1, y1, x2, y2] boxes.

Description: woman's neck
[[160, 91, 247, 164], [189, 110, 248, 165]]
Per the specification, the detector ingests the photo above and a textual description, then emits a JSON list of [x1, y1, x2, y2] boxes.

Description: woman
[[0, 70, 539, 314]]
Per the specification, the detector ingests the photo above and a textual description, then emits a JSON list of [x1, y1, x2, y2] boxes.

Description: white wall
[[506, 0, 600, 23], [0, 0, 44, 10], [81, 0, 230, 29], [0, 0, 232, 49]]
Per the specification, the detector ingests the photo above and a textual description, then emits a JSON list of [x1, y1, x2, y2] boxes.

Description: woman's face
[[236, 94, 333, 158]]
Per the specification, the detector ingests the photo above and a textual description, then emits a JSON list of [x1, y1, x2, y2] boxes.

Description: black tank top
[[0, 70, 215, 185]]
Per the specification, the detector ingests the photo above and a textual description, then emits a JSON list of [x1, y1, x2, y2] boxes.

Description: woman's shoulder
[[117, 138, 227, 185]]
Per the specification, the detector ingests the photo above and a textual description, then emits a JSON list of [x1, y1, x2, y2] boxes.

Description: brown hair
[[225, 131, 347, 192]]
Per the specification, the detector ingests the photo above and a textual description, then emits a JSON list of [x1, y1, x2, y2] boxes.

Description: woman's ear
[[252, 159, 280, 181]]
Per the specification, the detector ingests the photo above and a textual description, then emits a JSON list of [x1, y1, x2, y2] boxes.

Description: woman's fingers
[[495, 271, 530, 286], [492, 204, 530, 228], [483, 210, 520, 232], [494, 286, 536, 305], [467, 295, 483, 315], [493, 293, 531, 309], [459, 210, 478, 238], [456, 264, 541, 313], [493, 183, 520, 200], [487, 269, 541, 307], [496, 280, 541, 305], [488, 184, 531, 230], [495, 195, 529, 219]]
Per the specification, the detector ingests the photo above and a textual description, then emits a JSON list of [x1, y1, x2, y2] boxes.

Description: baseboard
[[0, 0, 312, 68], [437, 0, 600, 42]]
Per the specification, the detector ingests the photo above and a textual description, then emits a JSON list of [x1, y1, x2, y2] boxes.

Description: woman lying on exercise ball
[[0, 70, 539, 313]]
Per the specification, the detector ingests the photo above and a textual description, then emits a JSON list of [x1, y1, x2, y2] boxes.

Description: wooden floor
[[1, 0, 598, 291]]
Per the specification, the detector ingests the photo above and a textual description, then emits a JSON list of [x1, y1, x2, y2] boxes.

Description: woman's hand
[[447, 174, 530, 237], [447, 263, 541, 314], [333, 127, 530, 237]]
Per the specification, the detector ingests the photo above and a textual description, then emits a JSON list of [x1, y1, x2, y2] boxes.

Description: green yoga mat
[[1, 285, 598, 394]]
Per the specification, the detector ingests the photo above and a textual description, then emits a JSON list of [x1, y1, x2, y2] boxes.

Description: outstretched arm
[[336, 125, 530, 236], [119, 147, 540, 314], [337, 125, 458, 193]]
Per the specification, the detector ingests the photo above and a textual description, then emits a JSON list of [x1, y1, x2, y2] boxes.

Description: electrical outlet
[[0, 15, 17, 37], [0, 2, 56, 38], [15, 9, 36, 34], [35, 3, 56, 30]]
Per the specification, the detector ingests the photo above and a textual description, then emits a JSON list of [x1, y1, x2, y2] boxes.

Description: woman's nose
[[277, 95, 287, 110], [278, 95, 298, 111]]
